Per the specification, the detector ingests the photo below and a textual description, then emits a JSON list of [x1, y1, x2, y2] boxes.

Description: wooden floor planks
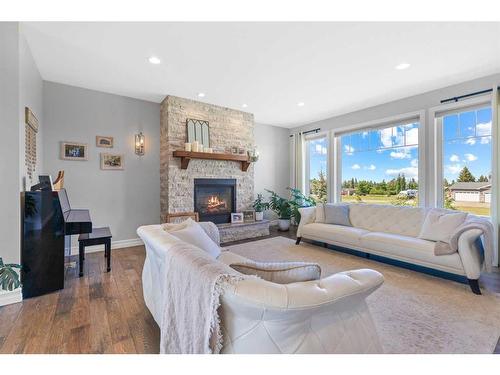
[[0, 245, 160, 354]]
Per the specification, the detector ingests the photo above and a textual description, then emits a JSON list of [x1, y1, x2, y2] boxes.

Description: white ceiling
[[23, 22, 500, 128]]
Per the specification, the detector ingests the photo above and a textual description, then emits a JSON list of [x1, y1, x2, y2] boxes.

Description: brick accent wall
[[160, 95, 254, 220]]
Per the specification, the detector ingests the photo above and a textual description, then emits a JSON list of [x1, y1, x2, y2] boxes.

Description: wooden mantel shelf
[[172, 150, 251, 171]]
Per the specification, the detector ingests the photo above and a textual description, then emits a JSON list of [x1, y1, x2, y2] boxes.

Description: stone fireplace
[[194, 178, 236, 224], [160, 96, 254, 221]]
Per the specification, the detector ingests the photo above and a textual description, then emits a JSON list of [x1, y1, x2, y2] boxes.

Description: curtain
[[291, 132, 305, 193]]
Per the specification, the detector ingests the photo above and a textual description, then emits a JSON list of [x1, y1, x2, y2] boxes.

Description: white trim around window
[[333, 110, 426, 205], [428, 95, 493, 209], [304, 131, 329, 201]]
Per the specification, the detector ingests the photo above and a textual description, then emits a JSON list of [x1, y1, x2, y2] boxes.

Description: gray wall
[[291, 73, 500, 134], [43, 82, 160, 243], [19, 27, 44, 191], [0, 23, 21, 264], [254, 123, 290, 197]]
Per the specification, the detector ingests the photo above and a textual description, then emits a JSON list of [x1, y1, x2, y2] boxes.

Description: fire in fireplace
[[194, 178, 236, 224]]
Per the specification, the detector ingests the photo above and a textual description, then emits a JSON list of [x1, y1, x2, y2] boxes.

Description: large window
[[340, 121, 419, 206], [440, 106, 492, 216], [306, 136, 328, 203]]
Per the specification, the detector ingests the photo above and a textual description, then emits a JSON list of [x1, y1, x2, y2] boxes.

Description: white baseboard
[[70, 237, 144, 256], [0, 288, 22, 307]]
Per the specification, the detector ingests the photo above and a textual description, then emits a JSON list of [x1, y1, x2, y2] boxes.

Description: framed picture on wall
[[100, 153, 124, 170], [96, 136, 114, 148], [60, 141, 88, 161]]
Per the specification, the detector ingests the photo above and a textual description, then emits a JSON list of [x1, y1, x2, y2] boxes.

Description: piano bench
[[78, 227, 112, 277]]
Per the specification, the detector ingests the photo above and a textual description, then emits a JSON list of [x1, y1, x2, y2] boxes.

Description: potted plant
[[0, 257, 21, 292], [266, 189, 292, 231], [252, 193, 269, 221], [287, 187, 316, 224]]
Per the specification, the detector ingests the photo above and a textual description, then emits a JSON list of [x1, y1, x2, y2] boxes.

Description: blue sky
[[308, 106, 492, 184]]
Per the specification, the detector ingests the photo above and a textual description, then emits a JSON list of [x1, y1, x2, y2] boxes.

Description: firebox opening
[[194, 178, 236, 224]]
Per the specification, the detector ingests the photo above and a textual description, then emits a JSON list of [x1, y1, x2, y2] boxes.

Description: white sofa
[[138, 223, 385, 354], [297, 204, 485, 294]]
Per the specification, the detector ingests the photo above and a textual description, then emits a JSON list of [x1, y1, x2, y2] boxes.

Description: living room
[[1, 1, 500, 372]]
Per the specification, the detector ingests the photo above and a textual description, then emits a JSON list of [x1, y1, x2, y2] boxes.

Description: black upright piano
[[21, 187, 92, 298]]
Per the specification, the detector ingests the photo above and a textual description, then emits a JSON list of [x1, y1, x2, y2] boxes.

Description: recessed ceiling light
[[198, 92, 206, 98], [241, 104, 248, 108], [395, 62, 410, 70], [297, 102, 305, 107], [148, 56, 161, 65]]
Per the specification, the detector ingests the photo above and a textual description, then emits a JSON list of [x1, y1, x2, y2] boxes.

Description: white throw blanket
[[159, 241, 243, 354], [434, 216, 494, 272]]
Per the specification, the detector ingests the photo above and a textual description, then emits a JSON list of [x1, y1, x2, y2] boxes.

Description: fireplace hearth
[[194, 178, 236, 224]]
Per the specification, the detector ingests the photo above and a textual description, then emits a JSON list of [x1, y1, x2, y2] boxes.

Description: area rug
[[224, 236, 500, 354]]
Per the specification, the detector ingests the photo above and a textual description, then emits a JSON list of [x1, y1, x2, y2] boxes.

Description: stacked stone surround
[[160, 95, 254, 220]]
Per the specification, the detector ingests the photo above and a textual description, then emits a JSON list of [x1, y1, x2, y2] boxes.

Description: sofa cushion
[[217, 250, 250, 265], [324, 204, 352, 226], [315, 203, 325, 223], [418, 209, 468, 243], [349, 204, 427, 237], [230, 261, 321, 284], [360, 232, 464, 271], [301, 223, 369, 247], [169, 219, 221, 258]]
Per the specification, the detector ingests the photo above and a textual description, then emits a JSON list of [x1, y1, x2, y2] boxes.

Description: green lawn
[[341, 195, 490, 217]]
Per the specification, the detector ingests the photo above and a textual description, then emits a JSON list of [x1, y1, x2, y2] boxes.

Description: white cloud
[[344, 145, 354, 154], [480, 137, 491, 144], [351, 164, 361, 170], [449, 154, 460, 162], [406, 127, 419, 145], [314, 145, 328, 155], [380, 128, 393, 148], [446, 164, 462, 174], [385, 167, 418, 179], [410, 159, 418, 167], [476, 121, 491, 136], [390, 148, 411, 159], [365, 164, 376, 170], [465, 138, 476, 145], [464, 153, 477, 162]]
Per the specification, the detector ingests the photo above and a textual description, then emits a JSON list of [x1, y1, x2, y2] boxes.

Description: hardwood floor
[[0, 246, 159, 354], [1, 226, 499, 354]]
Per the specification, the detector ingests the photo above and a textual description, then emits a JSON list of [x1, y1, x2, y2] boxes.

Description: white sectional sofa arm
[[220, 269, 384, 353], [457, 228, 484, 280], [297, 206, 316, 238], [224, 268, 384, 310]]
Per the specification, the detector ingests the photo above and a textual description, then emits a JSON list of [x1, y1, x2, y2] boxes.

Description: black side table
[[77, 227, 112, 277]]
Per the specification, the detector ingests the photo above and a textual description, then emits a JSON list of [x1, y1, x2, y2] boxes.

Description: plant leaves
[[0, 266, 21, 291]]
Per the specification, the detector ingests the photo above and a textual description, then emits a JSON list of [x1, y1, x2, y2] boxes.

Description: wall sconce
[[135, 132, 145, 156]]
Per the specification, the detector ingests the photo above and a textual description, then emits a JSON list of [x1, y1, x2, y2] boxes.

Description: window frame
[[431, 96, 493, 211], [333, 111, 425, 206], [304, 132, 329, 202]]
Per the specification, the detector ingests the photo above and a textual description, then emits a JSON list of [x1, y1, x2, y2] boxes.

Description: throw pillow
[[169, 219, 221, 258], [315, 203, 325, 223], [161, 217, 194, 232], [418, 209, 468, 243], [230, 261, 321, 284], [324, 203, 352, 226]]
